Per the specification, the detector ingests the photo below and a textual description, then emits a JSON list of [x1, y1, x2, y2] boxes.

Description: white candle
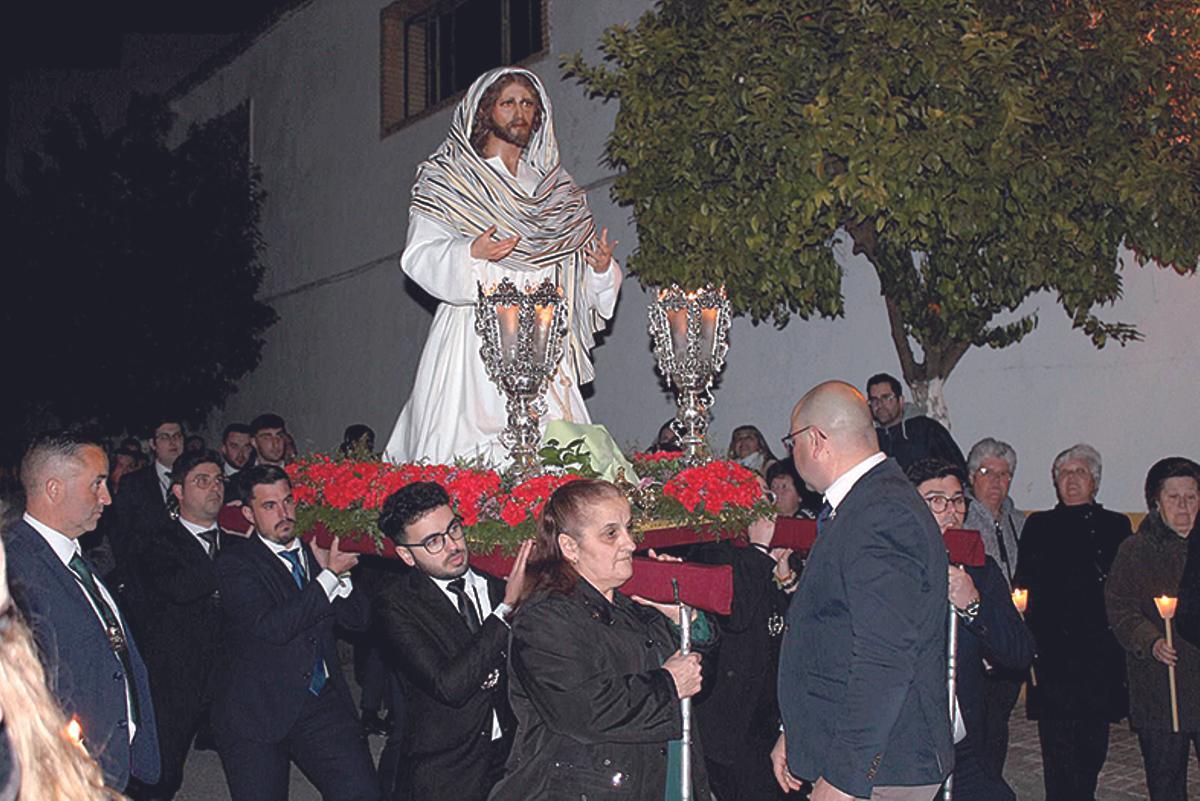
[[497, 305, 520, 363]]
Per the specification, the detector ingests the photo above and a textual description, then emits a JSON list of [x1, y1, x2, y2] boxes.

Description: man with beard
[[383, 68, 621, 466], [210, 465, 378, 801], [136, 449, 231, 799], [374, 481, 530, 801]]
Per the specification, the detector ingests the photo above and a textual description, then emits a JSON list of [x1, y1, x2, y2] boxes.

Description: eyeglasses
[[781, 425, 826, 452], [154, 432, 184, 442], [922, 493, 968, 514], [398, 517, 466, 554], [188, 474, 226, 490], [867, 393, 897, 406]]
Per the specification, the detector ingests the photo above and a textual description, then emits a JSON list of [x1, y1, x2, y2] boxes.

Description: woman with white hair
[[1014, 443, 1132, 801]]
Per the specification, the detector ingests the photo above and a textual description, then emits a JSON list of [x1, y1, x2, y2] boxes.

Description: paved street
[[175, 681, 1193, 800]]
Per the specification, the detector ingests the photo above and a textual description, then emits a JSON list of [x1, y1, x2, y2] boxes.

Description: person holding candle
[[1014, 443, 1131, 801], [489, 479, 714, 801], [383, 68, 621, 467], [727, 425, 778, 475], [1109, 457, 1200, 800], [907, 458, 1035, 801]]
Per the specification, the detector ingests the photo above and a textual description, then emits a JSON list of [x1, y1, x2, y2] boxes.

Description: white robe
[[385, 156, 621, 466]]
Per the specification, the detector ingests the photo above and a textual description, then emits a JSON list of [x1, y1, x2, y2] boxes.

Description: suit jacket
[[376, 568, 512, 801], [778, 458, 954, 798], [109, 465, 172, 564], [136, 521, 226, 704], [3, 520, 161, 790], [210, 536, 369, 743]]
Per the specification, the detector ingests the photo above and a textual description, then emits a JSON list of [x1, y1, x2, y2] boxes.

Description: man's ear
[[171, 484, 184, 504], [44, 476, 63, 505], [240, 504, 254, 526], [394, 544, 416, 568]]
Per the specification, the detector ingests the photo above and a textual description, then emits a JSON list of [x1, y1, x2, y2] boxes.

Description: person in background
[[220, 424, 255, 478], [648, 420, 682, 454], [908, 458, 1034, 801], [1015, 443, 1130, 801], [249, 414, 288, 468], [184, 435, 205, 455], [1108, 457, 1200, 801], [962, 436, 1027, 781], [107, 446, 143, 496], [727, 425, 778, 475], [766, 458, 821, 520], [339, 425, 376, 458], [110, 417, 185, 575], [1, 529, 123, 800], [865, 373, 964, 471]]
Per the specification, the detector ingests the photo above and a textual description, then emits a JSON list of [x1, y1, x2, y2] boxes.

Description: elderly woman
[[1106, 457, 1200, 801], [489, 479, 712, 800], [727, 425, 777, 475], [963, 437, 1028, 780], [1015, 443, 1132, 801], [908, 459, 1034, 801]]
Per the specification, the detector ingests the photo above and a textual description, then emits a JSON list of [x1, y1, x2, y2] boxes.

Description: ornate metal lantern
[[647, 284, 732, 464], [475, 278, 569, 474]]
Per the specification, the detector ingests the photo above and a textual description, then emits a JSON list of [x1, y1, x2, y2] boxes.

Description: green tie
[[68, 553, 140, 728]]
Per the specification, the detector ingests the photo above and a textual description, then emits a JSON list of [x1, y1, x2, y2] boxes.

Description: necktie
[[278, 550, 328, 694], [197, 528, 220, 558], [448, 578, 482, 634], [816, 501, 834, 536], [68, 553, 141, 727]]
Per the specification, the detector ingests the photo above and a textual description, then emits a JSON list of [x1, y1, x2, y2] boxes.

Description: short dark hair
[[250, 413, 286, 435], [866, 373, 902, 398], [378, 482, 450, 543], [222, 423, 252, 441], [906, 458, 967, 488], [169, 449, 224, 487], [146, 417, 185, 438], [766, 459, 801, 489], [239, 464, 291, 503], [470, 71, 544, 155], [1145, 457, 1200, 514], [20, 430, 105, 497]]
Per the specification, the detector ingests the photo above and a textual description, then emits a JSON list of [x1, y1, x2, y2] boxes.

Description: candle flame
[[1011, 588, 1028, 614], [66, 716, 85, 750], [1155, 595, 1178, 620]]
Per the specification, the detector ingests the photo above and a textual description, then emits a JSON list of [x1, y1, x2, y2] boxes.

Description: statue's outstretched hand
[[471, 224, 520, 261], [584, 227, 616, 272]]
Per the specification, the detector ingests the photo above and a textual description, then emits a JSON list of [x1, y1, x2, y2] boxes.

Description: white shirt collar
[[179, 516, 216, 536], [223, 461, 239, 477], [823, 452, 887, 513], [155, 460, 172, 486], [431, 568, 481, 592], [258, 533, 302, 554], [23, 512, 81, 566]]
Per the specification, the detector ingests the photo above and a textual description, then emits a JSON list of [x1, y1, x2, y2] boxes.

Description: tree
[[3, 94, 276, 446], [566, 0, 1200, 422]]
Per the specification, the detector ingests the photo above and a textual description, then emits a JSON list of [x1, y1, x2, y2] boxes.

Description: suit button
[[117, 719, 128, 729], [602, 758, 611, 766], [660, 747, 668, 756], [644, 639, 654, 648], [308, 637, 317, 645], [303, 671, 312, 680], [113, 671, 124, 681]]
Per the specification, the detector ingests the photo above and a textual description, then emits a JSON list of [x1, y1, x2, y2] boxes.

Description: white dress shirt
[[23, 512, 137, 742], [179, 516, 218, 557], [154, 460, 172, 502], [823, 451, 888, 515], [257, 534, 353, 600]]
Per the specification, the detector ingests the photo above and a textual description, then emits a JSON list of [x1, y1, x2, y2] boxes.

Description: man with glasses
[[136, 449, 231, 798], [211, 465, 379, 801], [374, 481, 531, 801], [865, 373, 965, 472]]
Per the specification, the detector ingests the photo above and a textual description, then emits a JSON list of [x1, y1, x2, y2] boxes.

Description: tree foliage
[[4, 95, 276, 446], [565, 0, 1200, 406]]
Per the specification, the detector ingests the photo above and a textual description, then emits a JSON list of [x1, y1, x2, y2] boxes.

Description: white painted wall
[[172, 0, 1200, 513]]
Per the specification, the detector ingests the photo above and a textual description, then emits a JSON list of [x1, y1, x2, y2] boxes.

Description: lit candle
[[1011, 588, 1028, 614], [66, 716, 86, 752], [1155, 595, 1178, 620], [532, 305, 554, 362], [497, 305, 520, 363], [699, 307, 718, 358], [667, 307, 689, 364]]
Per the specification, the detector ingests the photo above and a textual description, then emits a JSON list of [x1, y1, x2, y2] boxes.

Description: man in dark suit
[[374, 481, 530, 801], [137, 448, 231, 798], [772, 381, 954, 801], [211, 465, 378, 801], [3, 430, 161, 792]]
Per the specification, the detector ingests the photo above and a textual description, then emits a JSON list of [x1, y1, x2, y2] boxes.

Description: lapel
[[411, 571, 474, 642], [247, 535, 307, 597], [171, 521, 214, 563]]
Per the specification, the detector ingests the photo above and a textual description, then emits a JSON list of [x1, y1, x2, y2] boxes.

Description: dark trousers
[[1137, 728, 1200, 801], [705, 741, 785, 801], [980, 674, 1022, 778], [146, 679, 207, 799], [952, 743, 1015, 801], [378, 732, 508, 801], [215, 689, 380, 801], [1036, 719, 1110, 801]]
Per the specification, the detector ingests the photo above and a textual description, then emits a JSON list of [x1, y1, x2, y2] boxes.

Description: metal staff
[[673, 579, 693, 801], [944, 602, 958, 801]]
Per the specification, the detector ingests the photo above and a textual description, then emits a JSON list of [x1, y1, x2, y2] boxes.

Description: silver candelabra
[[476, 277, 569, 474], [647, 284, 732, 464]]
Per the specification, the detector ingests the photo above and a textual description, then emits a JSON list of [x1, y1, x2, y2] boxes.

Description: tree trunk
[[909, 376, 951, 430]]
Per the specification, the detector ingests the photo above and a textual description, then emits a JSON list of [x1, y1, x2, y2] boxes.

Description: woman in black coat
[[488, 479, 712, 801], [1014, 444, 1131, 801]]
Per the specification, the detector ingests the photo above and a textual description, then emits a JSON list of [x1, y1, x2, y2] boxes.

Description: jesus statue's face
[[487, 82, 539, 149]]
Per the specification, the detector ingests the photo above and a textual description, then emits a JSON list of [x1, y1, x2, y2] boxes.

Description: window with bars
[[380, 0, 547, 137]]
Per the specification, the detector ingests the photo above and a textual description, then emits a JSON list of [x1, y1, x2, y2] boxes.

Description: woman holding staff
[[1110, 457, 1200, 800]]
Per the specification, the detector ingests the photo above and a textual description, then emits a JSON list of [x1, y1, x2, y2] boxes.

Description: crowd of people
[[0, 373, 1197, 801]]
